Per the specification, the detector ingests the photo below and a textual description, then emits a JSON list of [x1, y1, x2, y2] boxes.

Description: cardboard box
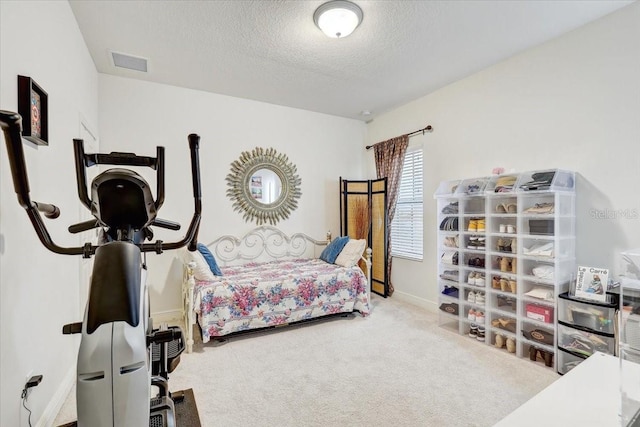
[[526, 303, 554, 323]]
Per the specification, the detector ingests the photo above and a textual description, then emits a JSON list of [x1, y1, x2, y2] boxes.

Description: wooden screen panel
[[371, 179, 385, 193], [342, 180, 370, 240], [340, 178, 345, 236], [345, 181, 369, 193], [345, 193, 369, 275], [340, 178, 388, 297], [371, 184, 387, 296], [345, 194, 369, 240]]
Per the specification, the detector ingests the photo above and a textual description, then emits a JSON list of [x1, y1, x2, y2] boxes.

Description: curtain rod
[[365, 125, 433, 150]]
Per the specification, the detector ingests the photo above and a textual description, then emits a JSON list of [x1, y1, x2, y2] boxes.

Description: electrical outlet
[[25, 370, 33, 385]]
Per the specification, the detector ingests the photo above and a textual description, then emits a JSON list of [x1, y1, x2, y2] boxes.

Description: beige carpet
[[55, 296, 559, 426]]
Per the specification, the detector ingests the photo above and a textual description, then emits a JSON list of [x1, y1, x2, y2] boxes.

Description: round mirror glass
[[249, 168, 282, 205], [226, 147, 301, 225]]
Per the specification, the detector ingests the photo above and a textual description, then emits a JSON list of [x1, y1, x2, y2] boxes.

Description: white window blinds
[[391, 149, 423, 260]]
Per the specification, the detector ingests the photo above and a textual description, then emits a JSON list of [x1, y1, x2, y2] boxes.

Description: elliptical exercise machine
[[0, 110, 202, 427]]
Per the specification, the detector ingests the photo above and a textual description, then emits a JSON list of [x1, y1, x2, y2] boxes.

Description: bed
[[181, 226, 371, 352]]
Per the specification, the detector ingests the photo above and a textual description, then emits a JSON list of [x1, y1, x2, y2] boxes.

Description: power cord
[[21, 387, 32, 427], [21, 375, 41, 427]]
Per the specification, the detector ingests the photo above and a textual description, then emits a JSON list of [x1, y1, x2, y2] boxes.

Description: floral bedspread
[[194, 258, 370, 343]]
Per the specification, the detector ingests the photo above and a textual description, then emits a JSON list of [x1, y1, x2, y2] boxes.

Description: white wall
[[0, 2, 99, 426], [98, 75, 366, 318], [366, 3, 640, 310]]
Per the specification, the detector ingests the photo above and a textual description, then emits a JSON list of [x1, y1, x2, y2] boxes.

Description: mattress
[[194, 258, 370, 343]]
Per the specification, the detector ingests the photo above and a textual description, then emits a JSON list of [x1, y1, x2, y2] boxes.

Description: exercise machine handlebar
[[0, 109, 202, 257]]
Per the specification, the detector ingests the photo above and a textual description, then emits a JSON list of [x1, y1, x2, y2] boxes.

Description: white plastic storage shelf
[[436, 169, 576, 370]]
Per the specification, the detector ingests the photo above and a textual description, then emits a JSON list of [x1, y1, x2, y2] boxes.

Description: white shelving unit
[[436, 169, 576, 370]]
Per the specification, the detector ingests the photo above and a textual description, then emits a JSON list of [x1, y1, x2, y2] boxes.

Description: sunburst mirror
[[226, 147, 302, 225]]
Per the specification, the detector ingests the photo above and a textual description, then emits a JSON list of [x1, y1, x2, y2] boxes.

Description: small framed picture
[[251, 175, 262, 187], [18, 75, 49, 146], [573, 265, 609, 302], [251, 187, 263, 200]]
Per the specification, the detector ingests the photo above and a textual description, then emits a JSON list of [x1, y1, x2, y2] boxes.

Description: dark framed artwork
[[18, 75, 49, 146]]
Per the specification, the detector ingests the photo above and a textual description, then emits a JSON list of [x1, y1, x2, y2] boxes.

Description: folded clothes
[[520, 171, 574, 191], [441, 285, 459, 298], [524, 242, 554, 257], [494, 186, 514, 193], [494, 175, 517, 193], [532, 265, 554, 280], [495, 175, 518, 187], [524, 287, 554, 301], [532, 171, 556, 182], [520, 171, 556, 191], [522, 184, 551, 191]]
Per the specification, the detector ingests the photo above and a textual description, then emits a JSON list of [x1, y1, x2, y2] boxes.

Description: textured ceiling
[[69, 0, 634, 121]]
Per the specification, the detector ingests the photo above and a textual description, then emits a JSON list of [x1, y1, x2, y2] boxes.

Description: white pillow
[[335, 239, 367, 267], [184, 248, 215, 281]]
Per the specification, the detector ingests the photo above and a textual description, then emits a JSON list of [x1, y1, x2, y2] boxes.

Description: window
[[391, 148, 423, 260]]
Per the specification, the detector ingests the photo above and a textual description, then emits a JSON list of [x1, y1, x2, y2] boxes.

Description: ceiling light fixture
[[313, 0, 363, 39]]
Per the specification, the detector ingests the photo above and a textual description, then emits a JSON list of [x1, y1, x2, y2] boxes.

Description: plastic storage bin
[[557, 348, 586, 375], [528, 219, 554, 235], [618, 250, 640, 426], [558, 292, 617, 334], [485, 174, 519, 194], [455, 177, 490, 196], [434, 180, 461, 198], [525, 302, 554, 324], [521, 321, 555, 350], [516, 169, 575, 192], [557, 323, 615, 357]]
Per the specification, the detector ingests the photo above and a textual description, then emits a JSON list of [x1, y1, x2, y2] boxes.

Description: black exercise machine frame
[[0, 110, 202, 258]]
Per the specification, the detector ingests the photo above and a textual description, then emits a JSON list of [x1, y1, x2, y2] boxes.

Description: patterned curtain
[[373, 135, 409, 296]]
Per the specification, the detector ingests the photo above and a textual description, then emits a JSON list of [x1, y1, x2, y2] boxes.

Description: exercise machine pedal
[[150, 396, 176, 427], [151, 325, 185, 377]]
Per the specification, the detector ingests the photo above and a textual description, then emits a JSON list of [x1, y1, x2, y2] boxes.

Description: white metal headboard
[[208, 225, 331, 266]]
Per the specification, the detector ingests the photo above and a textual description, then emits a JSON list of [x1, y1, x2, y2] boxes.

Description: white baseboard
[[151, 309, 183, 326], [37, 365, 74, 427], [391, 290, 438, 314]]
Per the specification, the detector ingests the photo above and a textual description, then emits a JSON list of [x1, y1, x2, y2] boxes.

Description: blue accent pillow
[[319, 236, 349, 264], [197, 243, 223, 276]]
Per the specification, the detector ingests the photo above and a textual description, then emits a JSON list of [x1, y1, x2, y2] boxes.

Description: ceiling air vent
[[111, 51, 148, 72]]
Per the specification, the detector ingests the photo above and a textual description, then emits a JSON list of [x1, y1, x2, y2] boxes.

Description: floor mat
[[58, 388, 201, 427], [175, 388, 202, 427]]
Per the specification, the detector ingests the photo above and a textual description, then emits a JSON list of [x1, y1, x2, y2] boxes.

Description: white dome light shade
[[314, 1, 363, 38]]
